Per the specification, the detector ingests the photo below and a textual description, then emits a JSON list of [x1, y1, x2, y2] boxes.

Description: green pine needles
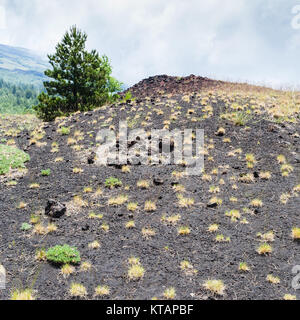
[[34, 25, 122, 121]]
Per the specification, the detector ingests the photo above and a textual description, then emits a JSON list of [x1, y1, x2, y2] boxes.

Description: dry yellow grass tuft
[[137, 180, 150, 189], [257, 243, 272, 255], [204, 280, 226, 296], [80, 261, 92, 272], [163, 287, 176, 300], [292, 227, 300, 240], [69, 283, 87, 298], [127, 202, 138, 212], [178, 226, 191, 236], [283, 294, 297, 300], [61, 264, 75, 278], [239, 262, 250, 272], [88, 241, 101, 249], [144, 201, 157, 212], [266, 274, 280, 284], [128, 258, 145, 280], [161, 214, 181, 226], [125, 221, 135, 229], [208, 224, 219, 233], [95, 286, 110, 297], [108, 195, 128, 206], [257, 231, 275, 242], [11, 289, 35, 300], [142, 227, 156, 238], [177, 194, 194, 208]]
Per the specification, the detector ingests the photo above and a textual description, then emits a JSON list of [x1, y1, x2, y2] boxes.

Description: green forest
[[0, 78, 40, 114]]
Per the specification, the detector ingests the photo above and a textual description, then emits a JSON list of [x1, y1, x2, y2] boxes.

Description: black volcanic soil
[[123, 74, 276, 99], [0, 75, 299, 300]]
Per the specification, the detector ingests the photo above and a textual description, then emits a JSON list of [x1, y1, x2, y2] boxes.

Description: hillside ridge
[[0, 43, 48, 86], [124, 74, 283, 99]]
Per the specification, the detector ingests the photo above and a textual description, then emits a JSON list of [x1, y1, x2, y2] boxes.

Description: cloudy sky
[[0, 0, 300, 88]]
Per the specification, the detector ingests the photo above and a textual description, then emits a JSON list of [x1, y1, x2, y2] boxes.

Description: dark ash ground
[[0, 75, 299, 300]]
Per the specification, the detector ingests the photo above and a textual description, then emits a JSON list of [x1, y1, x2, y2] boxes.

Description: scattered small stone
[[216, 131, 225, 137], [88, 152, 96, 164], [153, 177, 164, 185], [294, 154, 300, 163], [207, 202, 218, 209], [82, 224, 90, 231]]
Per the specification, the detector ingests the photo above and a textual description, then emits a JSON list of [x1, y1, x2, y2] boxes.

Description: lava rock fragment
[[45, 199, 66, 219]]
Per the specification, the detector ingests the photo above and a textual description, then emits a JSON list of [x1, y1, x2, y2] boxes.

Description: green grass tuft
[[0, 144, 30, 175], [46, 245, 81, 265]]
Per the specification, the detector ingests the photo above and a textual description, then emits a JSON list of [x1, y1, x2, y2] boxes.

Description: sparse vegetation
[[128, 258, 145, 280], [59, 126, 70, 136], [105, 177, 122, 189], [266, 274, 280, 284], [88, 241, 101, 249], [208, 224, 219, 233], [257, 243, 272, 255], [127, 202, 138, 212], [292, 227, 300, 240], [144, 201, 157, 212], [239, 262, 250, 272], [178, 226, 191, 236], [21, 223, 32, 231], [69, 283, 87, 298], [0, 144, 30, 175], [46, 245, 81, 265], [204, 280, 226, 296], [283, 294, 297, 300], [108, 195, 128, 206], [61, 264, 75, 278], [1, 73, 300, 301], [177, 194, 194, 208], [80, 261, 92, 272], [137, 180, 150, 189], [11, 289, 35, 300], [41, 169, 51, 176], [95, 286, 110, 297], [163, 287, 176, 300]]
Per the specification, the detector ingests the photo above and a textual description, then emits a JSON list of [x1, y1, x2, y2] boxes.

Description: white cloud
[[0, 3, 6, 30], [0, 0, 299, 87]]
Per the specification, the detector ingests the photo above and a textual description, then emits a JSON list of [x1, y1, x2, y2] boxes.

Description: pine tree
[[34, 26, 122, 121]]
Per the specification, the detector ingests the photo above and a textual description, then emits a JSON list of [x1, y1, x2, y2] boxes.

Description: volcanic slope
[[0, 75, 299, 300]]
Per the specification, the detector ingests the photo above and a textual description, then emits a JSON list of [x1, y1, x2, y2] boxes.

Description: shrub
[[59, 127, 70, 136], [120, 91, 135, 103], [41, 169, 51, 176], [21, 223, 32, 231], [46, 245, 81, 265], [105, 177, 122, 189]]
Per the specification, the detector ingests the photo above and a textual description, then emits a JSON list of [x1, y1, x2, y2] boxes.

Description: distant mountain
[[0, 44, 48, 87]]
